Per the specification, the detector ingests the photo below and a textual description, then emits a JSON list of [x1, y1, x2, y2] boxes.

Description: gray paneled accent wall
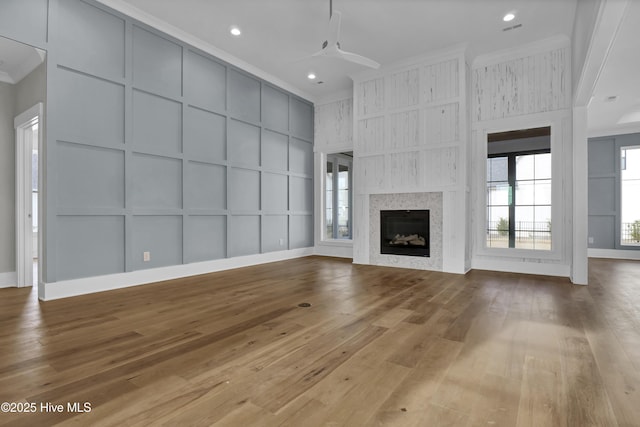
[[37, 0, 313, 282], [588, 133, 640, 250]]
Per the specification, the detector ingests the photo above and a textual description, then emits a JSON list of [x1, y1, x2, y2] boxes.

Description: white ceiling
[[0, 37, 45, 84], [588, 0, 640, 136], [118, 0, 578, 102]]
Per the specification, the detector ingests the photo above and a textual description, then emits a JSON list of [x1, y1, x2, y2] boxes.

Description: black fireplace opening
[[380, 210, 430, 257]]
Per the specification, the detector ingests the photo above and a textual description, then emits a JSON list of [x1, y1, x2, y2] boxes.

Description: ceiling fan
[[310, 0, 380, 69]]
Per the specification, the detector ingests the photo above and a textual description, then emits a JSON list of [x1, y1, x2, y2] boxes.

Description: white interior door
[[15, 103, 43, 288]]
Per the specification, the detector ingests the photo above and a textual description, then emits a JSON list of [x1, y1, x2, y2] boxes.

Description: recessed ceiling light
[[307, 73, 316, 80], [503, 12, 515, 22], [230, 26, 241, 36]]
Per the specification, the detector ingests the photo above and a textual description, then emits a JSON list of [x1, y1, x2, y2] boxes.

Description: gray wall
[[0, 82, 16, 273], [0, 0, 313, 283], [15, 62, 46, 115], [588, 132, 640, 249]]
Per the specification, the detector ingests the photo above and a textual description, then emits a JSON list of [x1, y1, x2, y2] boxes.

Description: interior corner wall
[[0, 82, 16, 274], [572, 0, 603, 97], [2, 0, 314, 290]]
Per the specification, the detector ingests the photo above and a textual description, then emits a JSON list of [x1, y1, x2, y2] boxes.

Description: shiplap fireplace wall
[[352, 47, 470, 273], [319, 37, 574, 278]]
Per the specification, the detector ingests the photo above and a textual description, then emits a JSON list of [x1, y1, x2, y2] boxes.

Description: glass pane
[[621, 146, 640, 245], [514, 206, 534, 230], [488, 157, 508, 182], [533, 179, 551, 205], [534, 206, 551, 231], [534, 153, 552, 179], [514, 206, 535, 249], [487, 182, 509, 206], [515, 155, 534, 180], [337, 167, 350, 239], [515, 181, 534, 205], [487, 207, 509, 248], [325, 161, 333, 238]]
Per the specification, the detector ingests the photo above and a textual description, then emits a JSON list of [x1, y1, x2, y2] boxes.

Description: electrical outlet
[[143, 251, 151, 262], [588, 237, 594, 244], [279, 238, 284, 246]]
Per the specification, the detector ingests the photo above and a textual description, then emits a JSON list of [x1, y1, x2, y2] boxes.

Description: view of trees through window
[[621, 146, 640, 246], [486, 127, 552, 250]]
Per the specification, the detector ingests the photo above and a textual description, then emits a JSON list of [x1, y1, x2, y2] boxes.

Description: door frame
[[15, 102, 43, 288]]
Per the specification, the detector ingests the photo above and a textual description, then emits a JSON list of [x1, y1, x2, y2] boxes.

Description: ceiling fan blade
[[326, 10, 342, 48], [336, 48, 380, 69]]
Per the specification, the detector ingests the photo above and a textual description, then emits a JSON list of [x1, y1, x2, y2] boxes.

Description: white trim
[[315, 89, 353, 107], [15, 103, 43, 288], [0, 272, 17, 288], [317, 239, 353, 247], [572, 106, 589, 284], [573, 0, 629, 107], [96, 0, 314, 103], [314, 244, 353, 259], [588, 122, 640, 138], [471, 258, 571, 279], [0, 71, 14, 84], [472, 35, 570, 69], [38, 248, 314, 301], [313, 143, 354, 154], [588, 248, 640, 260], [351, 43, 468, 84], [473, 111, 569, 263]]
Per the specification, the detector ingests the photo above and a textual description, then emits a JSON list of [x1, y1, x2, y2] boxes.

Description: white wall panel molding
[[352, 47, 468, 272], [314, 97, 353, 152], [472, 41, 571, 122]]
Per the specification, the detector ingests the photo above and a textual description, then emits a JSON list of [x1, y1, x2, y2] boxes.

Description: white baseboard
[[471, 258, 571, 278], [588, 248, 640, 260], [39, 248, 314, 301], [314, 244, 353, 259], [0, 271, 17, 288]]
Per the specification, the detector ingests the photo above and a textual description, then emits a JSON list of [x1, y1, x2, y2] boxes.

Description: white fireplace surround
[[369, 192, 443, 271]]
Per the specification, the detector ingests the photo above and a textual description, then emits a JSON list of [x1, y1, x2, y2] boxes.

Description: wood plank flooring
[[0, 256, 639, 426]]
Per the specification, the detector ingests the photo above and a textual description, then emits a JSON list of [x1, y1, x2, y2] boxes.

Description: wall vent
[[503, 24, 523, 32]]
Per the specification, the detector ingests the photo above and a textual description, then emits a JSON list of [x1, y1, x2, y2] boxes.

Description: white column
[[572, 106, 589, 284]]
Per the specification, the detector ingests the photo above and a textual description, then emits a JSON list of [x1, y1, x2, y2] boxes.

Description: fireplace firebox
[[380, 210, 430, 257]]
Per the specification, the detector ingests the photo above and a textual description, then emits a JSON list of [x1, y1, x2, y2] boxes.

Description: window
[[621, 146, 640, 246], [486, 127, 551, 250], [325, 153, 352, 239]]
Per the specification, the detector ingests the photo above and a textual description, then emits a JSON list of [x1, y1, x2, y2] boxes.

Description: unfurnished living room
[[1, 0, 639, 425]]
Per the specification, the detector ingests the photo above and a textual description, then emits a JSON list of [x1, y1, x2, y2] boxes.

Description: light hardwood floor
[[0, 256, 639, 426]]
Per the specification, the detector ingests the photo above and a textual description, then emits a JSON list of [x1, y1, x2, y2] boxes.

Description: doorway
[[15, 103, 43, 288]]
